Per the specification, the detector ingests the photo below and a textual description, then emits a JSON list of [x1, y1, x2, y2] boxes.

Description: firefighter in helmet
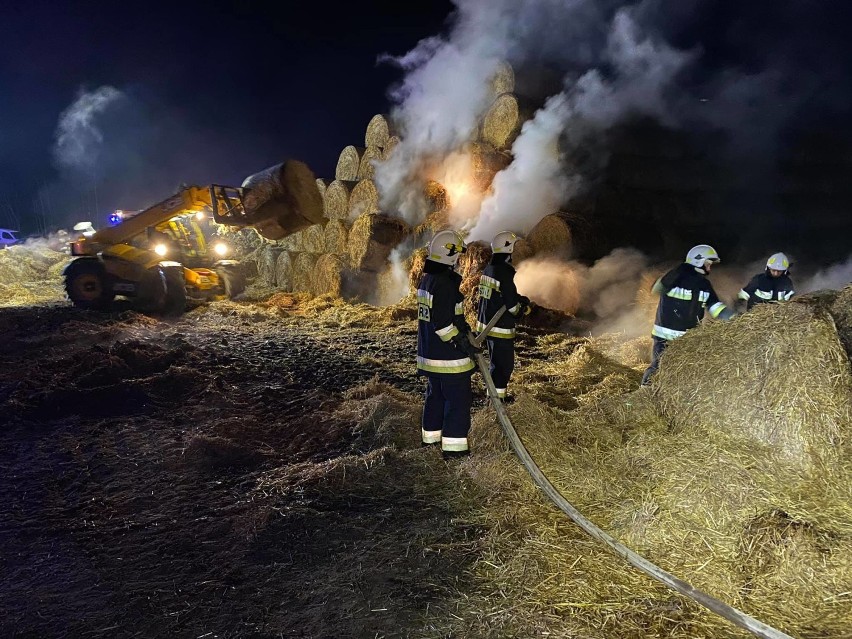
[[416, 230, 482, 458], [737, 252, 795, 311], [476, 230, 530, 402], [641, 244, 736, 386]]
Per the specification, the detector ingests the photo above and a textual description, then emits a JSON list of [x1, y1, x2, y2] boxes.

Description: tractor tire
[[161, 265, 187, 316], [64, 260, 115, 310], [217, 264, 246, 299]]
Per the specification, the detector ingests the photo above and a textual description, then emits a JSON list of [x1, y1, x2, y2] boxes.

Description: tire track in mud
[[0, 304, 480, 638]]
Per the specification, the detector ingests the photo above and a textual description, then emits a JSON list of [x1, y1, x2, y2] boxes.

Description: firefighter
[[641, 244, 736, 386], [737, 252, 795, 311], [476, 231, 530, 402], [417, 230, 482, 458]]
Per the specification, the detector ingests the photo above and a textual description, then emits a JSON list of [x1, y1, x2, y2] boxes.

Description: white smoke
[[53, 86, 128, 180], [377, 1, 695, 238], [800, 257, 852, 293]]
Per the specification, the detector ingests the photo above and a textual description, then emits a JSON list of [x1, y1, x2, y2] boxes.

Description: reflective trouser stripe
[[422, 429, 441, 444], [441, 436, 469, 452], [417, 356, 475, 374], [651, 325, 686, 340]]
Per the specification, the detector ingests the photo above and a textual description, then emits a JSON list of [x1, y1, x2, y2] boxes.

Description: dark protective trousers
[[641, 336, 669, 385], [422, 375, 472, 448], [486, 337, 515, 398]]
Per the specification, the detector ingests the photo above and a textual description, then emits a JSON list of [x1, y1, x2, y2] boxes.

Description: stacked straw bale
[[312, 254, 345, 297], [348, 179, 381, 219], [323, 179, 357, 221], [323, 219, 348, 256], [298, 223, 326, 254], [413, 210, 451, 247], [292, 253, 318, 293], [407, 248, 428, 295], [490, 61, 515, 95], [348, 214, 409, 273], [256, 245, 283, 287], [315, 178, 331, 198], [829, 285, 852, 358], [514, 213, 573, 261], [335, 146, 366, 181], [482, 93, 530, 150], [364, 114, 395, 148], [463, 141, 512, 191], [274, 251, 294, 291], [357, 145, 384, 180], [383, 135, 401, 158], [652, 300, 852, 465]]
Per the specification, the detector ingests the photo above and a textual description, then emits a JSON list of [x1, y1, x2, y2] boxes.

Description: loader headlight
[[154, 243, 168, 256], [213, 242, 229, 256], [195, 211, 206, 220]]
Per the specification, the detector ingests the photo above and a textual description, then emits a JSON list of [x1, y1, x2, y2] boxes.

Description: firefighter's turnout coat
[[476, 256, 522, 339], [652, 263, 729, 341], [416, 261, 474, 377], [738, 272, 795, 310]]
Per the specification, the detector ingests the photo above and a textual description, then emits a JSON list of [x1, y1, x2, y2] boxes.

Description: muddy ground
[[0, 301, 499, 638]]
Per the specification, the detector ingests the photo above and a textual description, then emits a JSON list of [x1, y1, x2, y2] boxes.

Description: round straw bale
[[256, 245, 283, 287], [469, 142, 512, 190], [651, 301, 852, 465], [526, 213, 572, 257], [241, 160, 325, 240], [291, 252, 318, 293], [408, 247, 428, 294], [829, 285, 852, 359], [348, 213, 409, 273], [383, 135, 401, 159], [357, 145, 384, 180], [324, 219, 348, 257], [413, 210, 451, 247], [348, 179, 381, 219], [298, 223, 326, 254], [275, 250, 295, 291], [482, 92, 528, 150], [424, 180, 449, 213], [315, 178, 331, 198], [490, 61, 515, 95], [277, 228, 300, 251], [335, 146, 366, 181], [364, 114, 395, 148], [512, 238, 534, 264], [323, 179, 357, 221], [312, 254, 345, 297]]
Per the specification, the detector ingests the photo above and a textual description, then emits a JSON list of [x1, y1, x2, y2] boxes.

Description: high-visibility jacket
[[417, 261, 474, 376], [476, 255, 522, 339], [738, 272, 794, 310], [651, 263, 729, 341]]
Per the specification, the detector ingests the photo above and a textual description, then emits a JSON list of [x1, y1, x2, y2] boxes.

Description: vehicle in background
[[0, 228, 19, 248]]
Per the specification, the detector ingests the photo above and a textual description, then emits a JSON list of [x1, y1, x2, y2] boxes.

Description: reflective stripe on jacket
[[477, 256, 520, 339], [417, 263, 474, 376], [651, 263, 727, 340], [738, 273, 795, 310]]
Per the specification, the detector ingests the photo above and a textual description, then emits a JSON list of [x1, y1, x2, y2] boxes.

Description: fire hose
[[470, 306, 792, 639]]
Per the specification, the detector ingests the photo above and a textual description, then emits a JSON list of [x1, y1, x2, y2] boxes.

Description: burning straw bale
[[348, 179, 381, 219], [348, 213, 409, 273], [357, 145, 384, 180], [335, 145, 366, 181], [364, 113, 395, 149], [323, 179, 358, 221], [652, 300, 852, 465], [323, 219, 348, 257], [463, 141, 512, 191]]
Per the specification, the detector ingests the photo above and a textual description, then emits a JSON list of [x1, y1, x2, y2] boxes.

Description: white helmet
[[428, 229, 466, 266], [766, 252, 790, 272], [491, 230, 519, 254], [685, 244, 721, 268]]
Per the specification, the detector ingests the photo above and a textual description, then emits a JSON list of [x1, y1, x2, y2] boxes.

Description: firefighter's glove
[[518, 295, 533, 316], [451, 332, 483, 358]]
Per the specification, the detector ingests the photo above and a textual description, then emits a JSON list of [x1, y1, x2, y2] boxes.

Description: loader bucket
[[215, 160, 324, 241]]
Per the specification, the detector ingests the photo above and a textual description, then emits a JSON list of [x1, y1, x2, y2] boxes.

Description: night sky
[[0, 0, 453, 232]]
